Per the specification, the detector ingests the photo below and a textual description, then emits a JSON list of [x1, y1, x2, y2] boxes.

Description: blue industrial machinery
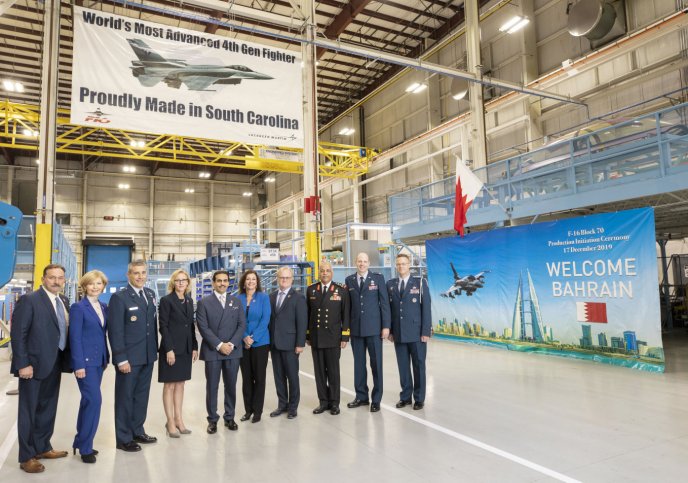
[[0, 201, 22, 288], [389, 102, 688, 239]]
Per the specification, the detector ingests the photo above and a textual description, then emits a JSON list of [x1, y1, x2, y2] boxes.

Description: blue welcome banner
[[426, 207, 664, 372]]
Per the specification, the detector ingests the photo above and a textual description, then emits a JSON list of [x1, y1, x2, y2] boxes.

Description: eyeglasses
[[174, 279, 189, 284]]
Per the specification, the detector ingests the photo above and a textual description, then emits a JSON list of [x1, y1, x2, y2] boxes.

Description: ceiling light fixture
[[499, 15, 530, 34], [129, 140, 145, 148], [3, 80, 23, 92], [405, 82, 427, 94], [264, 176, 275, 183], [199, 172, 211, 178], [184, 188, 195, 193], [338, 127, 355, 136], [122, 165, 136, 173], [117, 183, 130, 189], [242, 192, 252, 197]]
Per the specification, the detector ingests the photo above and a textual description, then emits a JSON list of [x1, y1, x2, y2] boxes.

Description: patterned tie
[[277, 291, 285, 310], [55, 296, 67, 351], [400, 279, 406, 296], [219, 293, 226, 308]]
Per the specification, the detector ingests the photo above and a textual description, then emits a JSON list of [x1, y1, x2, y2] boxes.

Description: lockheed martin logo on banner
[[70, 7, 304, 147]]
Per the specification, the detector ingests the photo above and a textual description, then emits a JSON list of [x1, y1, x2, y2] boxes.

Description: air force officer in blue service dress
[[107, 260, 159, 452], [386, 254, 432, 410], [196, 270, 246, 434], [69, 270, 110, 464], [11, 264, 72, 473], [345, 252, 391, 413]]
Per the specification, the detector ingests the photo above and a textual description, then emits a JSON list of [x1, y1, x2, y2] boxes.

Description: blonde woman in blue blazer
[[69, 270, 109, 464]]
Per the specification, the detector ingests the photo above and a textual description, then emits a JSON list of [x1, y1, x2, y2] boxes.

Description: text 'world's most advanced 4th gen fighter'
[[440, 263, 489, 298], [127, 39, 273, 91]]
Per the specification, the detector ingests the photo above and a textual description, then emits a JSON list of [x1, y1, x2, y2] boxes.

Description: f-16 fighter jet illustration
[[440, 263, 489, 298], [127, 39, 273, 91]]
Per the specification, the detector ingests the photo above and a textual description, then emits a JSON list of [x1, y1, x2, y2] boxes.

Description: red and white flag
[[453, 156, 484, 236], [576, 302, 608, 323]]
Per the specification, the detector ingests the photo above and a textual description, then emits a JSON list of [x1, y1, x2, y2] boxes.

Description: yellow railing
[[0, 100, 373, 178]]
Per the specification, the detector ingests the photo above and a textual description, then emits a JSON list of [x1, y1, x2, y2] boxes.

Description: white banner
[[70, 7, 304, 147]]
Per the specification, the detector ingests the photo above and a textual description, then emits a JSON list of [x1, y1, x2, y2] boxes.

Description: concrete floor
[[0, 332, 686, 482]]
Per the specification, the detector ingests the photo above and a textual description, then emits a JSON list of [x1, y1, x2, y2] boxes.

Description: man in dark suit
[[386, 253, 432, 410], [345, 252, 391, 413], [11, 264, 72, 473], [269, 266, 307, 419], [306, 262, 350, 415], [107, 260, 158, 452], [196, 270, 245, 434]]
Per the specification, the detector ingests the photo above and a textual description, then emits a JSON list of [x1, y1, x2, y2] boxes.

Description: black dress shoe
[[207, 422, 217, 434], [133, 433, 157, 444], [80, 453, 96, 464], [330, 405, 340, 415], [370, 403, 381, 412], [224, 419, 238, 431], [74, 448, 99, 456], [251, 415, 261, 423], [347, 399, 370, 408], [116, 441, 141, 452], [395, 399, 412, 408], [240, 413, 252, 422], [270, 409, 286, 417], [287, 411, 297, 419], [312, 404, 329, 414], [413, 402, 424, 410]]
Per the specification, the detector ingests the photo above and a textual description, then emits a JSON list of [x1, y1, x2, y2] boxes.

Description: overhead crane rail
[[0, 100, 373, 178]]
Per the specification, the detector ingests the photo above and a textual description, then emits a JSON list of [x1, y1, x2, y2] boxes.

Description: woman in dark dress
[[158, 269, 198, 437]]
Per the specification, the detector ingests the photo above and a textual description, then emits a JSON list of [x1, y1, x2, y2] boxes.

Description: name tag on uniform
[[128, 307, 139, 311]]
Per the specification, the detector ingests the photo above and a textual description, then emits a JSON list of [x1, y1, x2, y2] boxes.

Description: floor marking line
[[0, 421, 17, 472], [299, 370, 580, 483]]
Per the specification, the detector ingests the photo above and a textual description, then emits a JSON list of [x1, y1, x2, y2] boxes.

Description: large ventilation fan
[[567, 0, 627, 48]]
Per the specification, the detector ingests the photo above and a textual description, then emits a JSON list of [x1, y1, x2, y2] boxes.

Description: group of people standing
[[9, 252, 431, 474]]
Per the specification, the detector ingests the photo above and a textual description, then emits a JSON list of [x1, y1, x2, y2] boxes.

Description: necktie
[[277, 291, 285, 309], [400, 279, 406, 295], [138, 290, 147, 306], [359, 276, 364, 289], [55, 296, 67, 351], [219, 293, 226, 308]]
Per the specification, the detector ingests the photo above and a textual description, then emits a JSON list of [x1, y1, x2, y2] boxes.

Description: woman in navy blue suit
[[69, 270, 109, 464], [237, 270, 271, 423]]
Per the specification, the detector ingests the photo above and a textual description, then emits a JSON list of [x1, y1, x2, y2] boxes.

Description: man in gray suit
[[269, 266, 307, 419], [196, 271, 246, 434]]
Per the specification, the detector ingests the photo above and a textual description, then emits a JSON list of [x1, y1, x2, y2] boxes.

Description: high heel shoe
[[80, 453, 96, 464], [176, 426, 192, 435], [165, 424, 180, 438]]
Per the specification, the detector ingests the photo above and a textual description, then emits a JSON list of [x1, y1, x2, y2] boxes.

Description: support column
[[81, 173, 88, 242], [321, 186, 333, 251], [520, 0, 543, 148], [33, 0, 61, 287], [148, 178, 154, 259], [302, 0, 320, 277], [352, 177, 362, 239], [209, 182, 215, 242], [6, 166, 14, 203], [465, 0, 488, 170]]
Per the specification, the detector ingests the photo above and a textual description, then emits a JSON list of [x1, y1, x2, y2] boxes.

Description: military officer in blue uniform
[[386, 253, 432, 410], [107, 260, 159, 452], [306, 262, 350, 415], [345, 252, 391, 413]]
